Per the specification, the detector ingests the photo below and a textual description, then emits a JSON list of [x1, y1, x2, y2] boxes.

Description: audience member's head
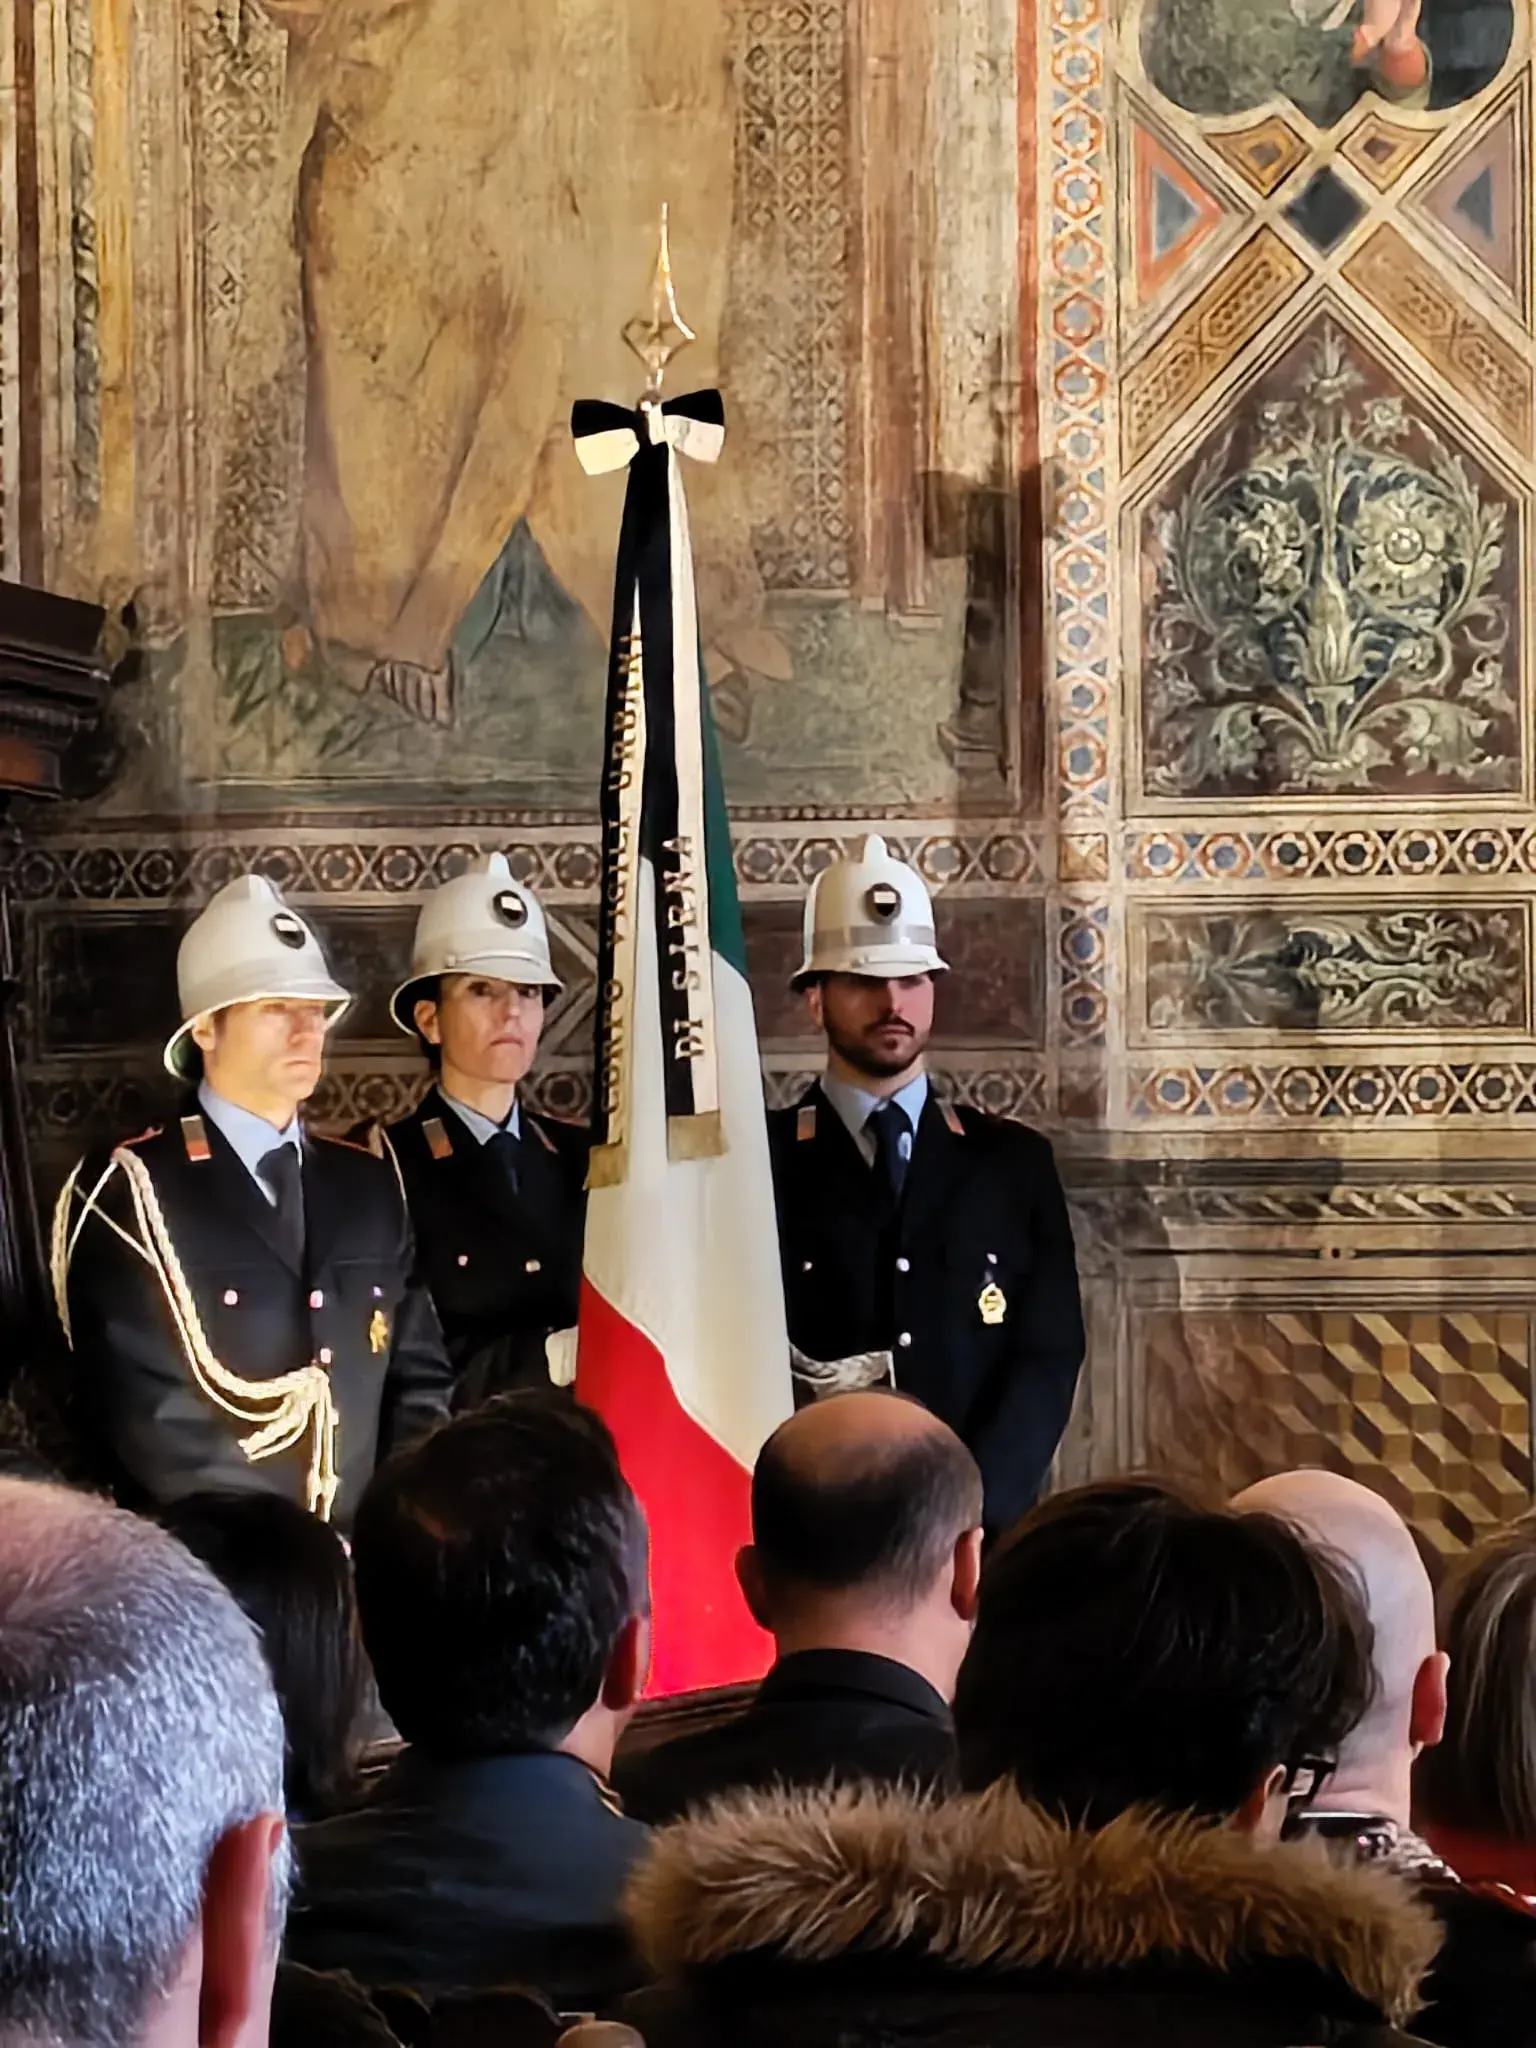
[[1233, 1471, 1446, 1826], [160, 1490, 370, 1820], [1416, 1517, 1536, 1846], [0, 1478, 288, 2048], [352, 1393, 649, 1776], [269, 1965, 404, 2048], [739, 1391, 983, 1699], [954, 1479, 1374, 1839]]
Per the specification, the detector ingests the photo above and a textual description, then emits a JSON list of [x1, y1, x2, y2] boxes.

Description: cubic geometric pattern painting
[[1144, 1310, 1532, 1553]]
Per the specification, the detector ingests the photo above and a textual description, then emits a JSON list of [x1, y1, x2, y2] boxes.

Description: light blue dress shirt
[[818, 1070, 930, 1169], [197, 1082, 302, 1204], [439, 1091, 521, 1146]]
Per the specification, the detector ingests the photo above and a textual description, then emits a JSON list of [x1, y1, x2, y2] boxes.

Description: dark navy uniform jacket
[[290, 1748, 646, 2007], [766, 1082, 1085, 1534], [374, 1085, 588, 1409], [58, 1107, 452, 1525]]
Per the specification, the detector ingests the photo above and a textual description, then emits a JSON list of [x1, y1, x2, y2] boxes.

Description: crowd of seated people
[[3, 1393, 1536, 2048]]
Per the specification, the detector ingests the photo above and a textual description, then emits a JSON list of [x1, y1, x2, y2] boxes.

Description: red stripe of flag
[[578, 1277, 771, 1697]]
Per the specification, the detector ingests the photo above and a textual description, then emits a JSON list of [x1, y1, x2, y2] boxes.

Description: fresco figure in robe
[[245, 0, 783, 726], [1144, 0, 1511, 129]]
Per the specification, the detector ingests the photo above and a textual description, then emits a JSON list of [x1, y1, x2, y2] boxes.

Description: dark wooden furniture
[[0, 579, 115, 1353]]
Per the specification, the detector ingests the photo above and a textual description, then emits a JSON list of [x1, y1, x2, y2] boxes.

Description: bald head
[[752, 1393, 982, 1608], [768, 1386, 960, 1475], [1233, 1471, 1441, 1801]]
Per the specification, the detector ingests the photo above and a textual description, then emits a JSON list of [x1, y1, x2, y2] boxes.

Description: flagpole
[[571, 213, 793, 1694], [622, 203, 697, 398]]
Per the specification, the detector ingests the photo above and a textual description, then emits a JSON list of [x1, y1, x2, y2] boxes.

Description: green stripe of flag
[[700, 663, 748, 978]]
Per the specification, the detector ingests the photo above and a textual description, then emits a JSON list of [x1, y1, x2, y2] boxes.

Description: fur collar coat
[[619, 1781, 1443, 2048]]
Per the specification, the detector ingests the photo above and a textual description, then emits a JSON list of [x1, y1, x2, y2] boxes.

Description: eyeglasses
[[1282, 1755, 1337, 1804], [1277, 1754, 1338, 1839]]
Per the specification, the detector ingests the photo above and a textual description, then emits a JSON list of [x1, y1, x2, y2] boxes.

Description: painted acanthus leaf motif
[[1142, 324, 1515, 797], [1146, 908, 1526, 1033]]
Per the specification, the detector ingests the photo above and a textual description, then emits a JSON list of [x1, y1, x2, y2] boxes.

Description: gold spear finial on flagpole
[[622, 204, 696, 399]]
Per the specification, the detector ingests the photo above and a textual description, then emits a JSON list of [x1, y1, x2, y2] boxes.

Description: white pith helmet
[[390, 852, 561, 1034], [164, 875, 351, 1079], [792, 836, 949, 987]]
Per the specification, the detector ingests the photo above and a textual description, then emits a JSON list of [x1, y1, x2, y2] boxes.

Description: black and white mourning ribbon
[[573, 389, 727, 1182]]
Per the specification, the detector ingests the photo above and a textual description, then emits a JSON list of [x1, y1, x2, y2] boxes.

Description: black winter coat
[[290, 1749, 647, 2009], [615, 1648, 956, 1824]]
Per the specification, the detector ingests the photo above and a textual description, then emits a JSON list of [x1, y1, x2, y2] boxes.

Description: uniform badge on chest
[[369, 1308, 390, 1355], [978, 1281, 1008, 1326]]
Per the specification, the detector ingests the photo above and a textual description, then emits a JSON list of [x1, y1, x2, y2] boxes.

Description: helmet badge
[[492, 889, 530, 930], [271, 912, 309, 950], [865, 882, 902, 924]]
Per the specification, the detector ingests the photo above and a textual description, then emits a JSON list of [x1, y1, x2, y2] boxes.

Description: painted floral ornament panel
[[1139, 321, 1521, 800]]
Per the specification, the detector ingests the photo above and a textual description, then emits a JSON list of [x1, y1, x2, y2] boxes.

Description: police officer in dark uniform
[[766, 837, 1085, 1535], [370, 853, 587, 1408], [52, 875, 453, 1526]]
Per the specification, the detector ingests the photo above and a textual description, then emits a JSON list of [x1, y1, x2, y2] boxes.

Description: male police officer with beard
[[767, 838, 1086, 1534], [51, 876, 453, 1524], [369, 853, 588, 1408]]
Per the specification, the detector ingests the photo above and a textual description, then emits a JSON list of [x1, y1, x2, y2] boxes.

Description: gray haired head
[[0, 1479, 289, 2046]]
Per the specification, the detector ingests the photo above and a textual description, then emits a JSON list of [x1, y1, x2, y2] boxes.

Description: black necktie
[[867, 1100, 913, 1201], [484, 1127, 521, 1195], [257, 1143, 305, 1268]]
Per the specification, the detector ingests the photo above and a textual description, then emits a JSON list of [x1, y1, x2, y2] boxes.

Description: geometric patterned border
[[1047, 0, 1113, 825], [1128, 824, 1536, 884], [1133, 1059, 1536, 1122], [1072, 1176, 1536, 1230], [9, 823, 1048, 903]]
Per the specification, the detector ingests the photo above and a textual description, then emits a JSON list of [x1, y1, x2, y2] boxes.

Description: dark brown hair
[[955, 1478, 1375, 1826], [353, 1392, 646, 1756], [1416, 1517, 1536, 1840], [160, 1490, 368, 1821]]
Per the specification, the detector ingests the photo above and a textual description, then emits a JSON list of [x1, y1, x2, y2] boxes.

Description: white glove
[[545, 1326, 579, 1388], [790, 1343, 896, 1398]]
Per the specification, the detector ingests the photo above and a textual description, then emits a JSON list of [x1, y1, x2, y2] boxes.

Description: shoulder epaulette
[[422, 1116, 453, 1161], [940, 1101, 965, 1138], [180, 1114, 211, 1162], [796, 1103, 817, 1142]]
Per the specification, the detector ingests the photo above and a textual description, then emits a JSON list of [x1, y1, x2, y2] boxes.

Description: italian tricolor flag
[[572, 387, 793, 1696]]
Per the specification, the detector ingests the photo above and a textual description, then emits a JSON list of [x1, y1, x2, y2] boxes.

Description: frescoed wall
[[2, 0, 1534, 1550]]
